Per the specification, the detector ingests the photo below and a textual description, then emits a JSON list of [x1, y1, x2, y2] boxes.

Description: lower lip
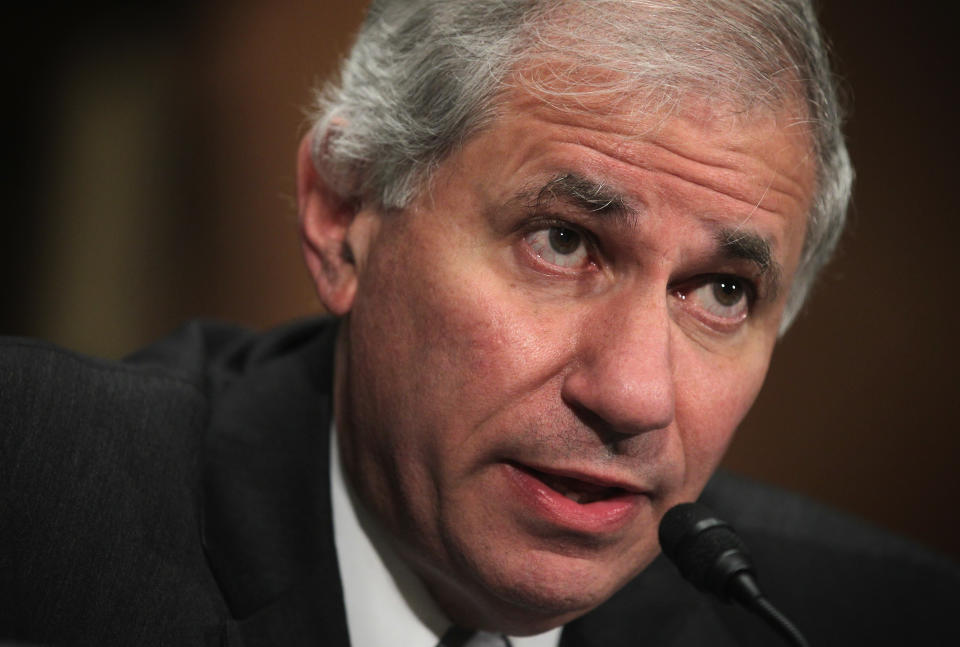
[[503, 463, 645, 535]]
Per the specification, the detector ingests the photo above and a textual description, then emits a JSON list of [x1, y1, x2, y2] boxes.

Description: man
[[1, 1, 957, 645]]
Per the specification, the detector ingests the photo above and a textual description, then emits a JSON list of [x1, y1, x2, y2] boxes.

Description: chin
[[438, 540, 652, 635]]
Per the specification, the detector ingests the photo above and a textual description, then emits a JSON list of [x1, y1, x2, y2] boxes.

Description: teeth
[[536, 471, 617, 504], [564, 490, 609, 504]]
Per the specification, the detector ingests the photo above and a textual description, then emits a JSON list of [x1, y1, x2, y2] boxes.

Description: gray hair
[[310, 0, 852, 331]]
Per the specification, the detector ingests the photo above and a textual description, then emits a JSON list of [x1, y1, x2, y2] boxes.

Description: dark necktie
[[437, 626, 513, 647]]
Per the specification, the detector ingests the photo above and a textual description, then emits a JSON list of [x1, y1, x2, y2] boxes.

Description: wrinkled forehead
[[493, 66, 817, 204]]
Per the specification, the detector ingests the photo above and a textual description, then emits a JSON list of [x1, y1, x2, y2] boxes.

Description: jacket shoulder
[[0, 323, 252, 644], [703, 472, 960, 644], [0, 318, 340, 644], [0, 331, 212, 484]]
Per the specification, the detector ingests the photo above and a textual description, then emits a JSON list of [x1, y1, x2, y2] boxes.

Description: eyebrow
[[515, 173, 784, 298], [526, 173, 634, 221], [715, 227, 783, 299]]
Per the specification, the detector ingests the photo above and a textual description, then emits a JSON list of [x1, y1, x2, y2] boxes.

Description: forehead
[[489, 86, 817, 222]]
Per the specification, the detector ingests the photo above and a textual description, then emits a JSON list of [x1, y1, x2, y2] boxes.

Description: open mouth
[[521, 465, 628, 504]]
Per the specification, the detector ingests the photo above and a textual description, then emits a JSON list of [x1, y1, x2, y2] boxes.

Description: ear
[[297, 129, 361, 316]]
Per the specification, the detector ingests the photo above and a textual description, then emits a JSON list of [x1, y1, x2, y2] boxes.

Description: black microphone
[[658, 502, 810, 647]]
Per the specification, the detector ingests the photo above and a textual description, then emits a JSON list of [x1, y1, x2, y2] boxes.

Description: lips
[[525, 467, 627, 504], [504, 462, 646, 534]]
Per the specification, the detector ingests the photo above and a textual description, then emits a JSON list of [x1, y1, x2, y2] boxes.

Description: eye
[[524, 226, 590, 269], [678, 275, 753, 323]]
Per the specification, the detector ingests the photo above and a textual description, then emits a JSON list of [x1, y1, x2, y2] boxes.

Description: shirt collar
[[330, 425, 561, 647]]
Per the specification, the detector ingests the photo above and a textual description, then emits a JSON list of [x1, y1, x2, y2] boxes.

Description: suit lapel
[[200, 319, 350, 646]]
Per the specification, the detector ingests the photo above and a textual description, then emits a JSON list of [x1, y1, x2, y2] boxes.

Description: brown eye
[[712, 277, 744, 307], [678, 274, 753, 326], [548, 227, 581, 255], [524, 226, 590, 269]]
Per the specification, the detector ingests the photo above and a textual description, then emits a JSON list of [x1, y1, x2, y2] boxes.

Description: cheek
[[363, 232, 562, 416], [342, 224, 570, 544], [674, 343, 772, 488], [345, 232, 533, 469]]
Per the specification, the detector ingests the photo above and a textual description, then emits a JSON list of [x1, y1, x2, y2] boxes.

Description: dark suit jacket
[[2, 319, 958, 646]]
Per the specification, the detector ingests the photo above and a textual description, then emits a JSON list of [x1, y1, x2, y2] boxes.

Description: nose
[[561, 292, 676, 436]]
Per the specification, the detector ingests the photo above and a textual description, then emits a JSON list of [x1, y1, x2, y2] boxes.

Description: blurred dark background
[[2, 1, 957, 558]]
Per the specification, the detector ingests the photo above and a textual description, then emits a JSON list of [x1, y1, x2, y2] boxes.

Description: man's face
[[331, 89, 813, 633]]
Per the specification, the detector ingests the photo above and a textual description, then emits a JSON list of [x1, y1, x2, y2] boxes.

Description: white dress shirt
[[331, 426, 562, 647]]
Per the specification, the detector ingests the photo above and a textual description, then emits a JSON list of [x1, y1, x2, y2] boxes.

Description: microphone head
[[658, 502, 755, 601]]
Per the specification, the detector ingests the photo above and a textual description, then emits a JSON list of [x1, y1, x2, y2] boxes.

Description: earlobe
[[297, 129, 359, 316]]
